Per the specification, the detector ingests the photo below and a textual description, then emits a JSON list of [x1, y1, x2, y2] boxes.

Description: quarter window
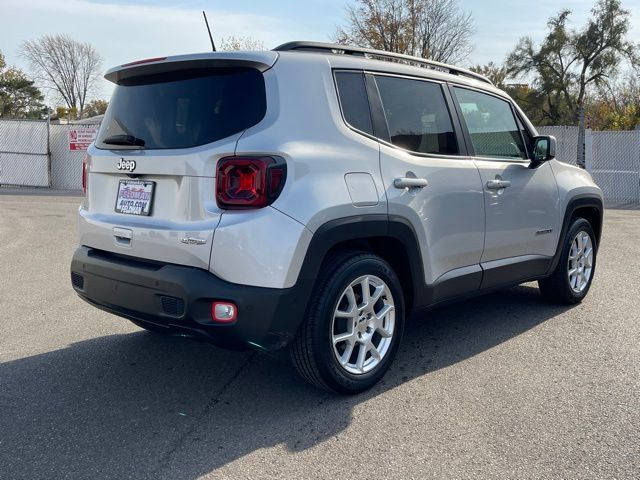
[[335, 71, 374, 136], [453, 88, 527, 160], [375, 75, 459, 155]]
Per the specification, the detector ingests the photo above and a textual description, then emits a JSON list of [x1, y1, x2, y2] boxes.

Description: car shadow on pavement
[[0, 285, 573, 479]]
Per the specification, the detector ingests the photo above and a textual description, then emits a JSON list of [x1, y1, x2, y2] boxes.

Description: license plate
[[115, 180, 155, 216]]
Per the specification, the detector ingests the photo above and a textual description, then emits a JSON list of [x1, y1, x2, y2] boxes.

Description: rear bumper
[[70, 246, 303, 350]]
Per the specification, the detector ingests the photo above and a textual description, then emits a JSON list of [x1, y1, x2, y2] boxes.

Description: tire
[[290, 251, 405, 394], [539, 217, 597, 305]]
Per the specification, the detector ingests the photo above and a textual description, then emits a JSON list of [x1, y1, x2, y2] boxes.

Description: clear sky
[[1, 0, 639, 101]]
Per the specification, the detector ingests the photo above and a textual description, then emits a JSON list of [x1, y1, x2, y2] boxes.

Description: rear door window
[[96, 68, 266, 150], [374, 75, 459, 155], [453, 87, 527, 160], [335, 71, 374, 136]]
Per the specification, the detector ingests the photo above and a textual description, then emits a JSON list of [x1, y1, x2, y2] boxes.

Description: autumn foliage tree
[[469, 62, 507, 89], [82, 99, 108, 118], [335, 0, 475, 64], [506, 0, 638, 164], [588, 72, 640, 130]]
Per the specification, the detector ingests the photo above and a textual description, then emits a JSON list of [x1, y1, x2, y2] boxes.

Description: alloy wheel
[[331, 275, 395, 375], [567, 230, 594, 293]]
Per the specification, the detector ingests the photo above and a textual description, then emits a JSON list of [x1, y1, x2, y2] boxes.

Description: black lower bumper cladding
[[70, 246, 304, 351]]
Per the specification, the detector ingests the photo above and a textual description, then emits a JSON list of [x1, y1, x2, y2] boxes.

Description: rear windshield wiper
[[102, 134, 146, 147]]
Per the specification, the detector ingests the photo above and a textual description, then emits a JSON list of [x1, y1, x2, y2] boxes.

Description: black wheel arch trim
[[291, 214, 478, 319], [547, 194, 603, 275], [292, 214, 428, 313]]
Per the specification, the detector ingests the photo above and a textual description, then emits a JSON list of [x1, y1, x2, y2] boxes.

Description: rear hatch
[[80, 52, 277, 270]]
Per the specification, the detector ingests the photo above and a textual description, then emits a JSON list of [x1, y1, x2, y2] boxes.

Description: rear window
[[96, 68, 266, 150]]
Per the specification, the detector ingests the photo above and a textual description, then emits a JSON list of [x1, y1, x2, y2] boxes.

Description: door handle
[[486, 179, 511, 190], [394, 177, 428, 189]]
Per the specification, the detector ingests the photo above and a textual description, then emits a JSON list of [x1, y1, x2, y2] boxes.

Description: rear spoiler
[[104, 51, 278, 84]]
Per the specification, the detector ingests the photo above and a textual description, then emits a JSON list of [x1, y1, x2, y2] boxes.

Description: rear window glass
[[335, 71, 374, 135], [96, 68, 266, 150]]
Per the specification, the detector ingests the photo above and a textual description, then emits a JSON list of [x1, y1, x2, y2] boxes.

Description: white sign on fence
[[68, 128, 98, 151]]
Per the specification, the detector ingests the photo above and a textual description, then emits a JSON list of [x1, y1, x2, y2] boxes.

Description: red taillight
[[216, 156, 287, 209], [82, 156, 88, 194]]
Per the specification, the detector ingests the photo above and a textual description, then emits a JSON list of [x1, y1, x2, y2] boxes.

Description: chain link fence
[[0, 119, 95, 190], [539, 125, 640, 203], [537, 126, 579, 167], [591, 131, 640, 204], [0, 119, 50, 187], [50, 124, 94, 190]]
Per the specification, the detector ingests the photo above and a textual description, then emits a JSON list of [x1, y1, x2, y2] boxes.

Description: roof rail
[[273, 41, 492, 86]]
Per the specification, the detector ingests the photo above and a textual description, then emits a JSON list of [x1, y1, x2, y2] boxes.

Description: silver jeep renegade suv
[[71, 42, 603, 393]]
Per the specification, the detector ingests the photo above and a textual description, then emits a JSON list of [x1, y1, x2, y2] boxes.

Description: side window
[[375, 75, 459, 155], [335, 71, 374, 136], [453, 87, 527, 160]]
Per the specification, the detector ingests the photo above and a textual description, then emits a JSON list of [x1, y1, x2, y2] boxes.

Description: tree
[[506, 0, 639, 164], [0, 51, 46, 119], [335, 0, 475, 64], [468, 62, 560, 125], [219, 36, 265, 51], [82, 99, 108, 118], [20, 34, 102, 118], [469, 62, 507, 89], [55, 106, 75, 121], [588, 71, 640, 129]]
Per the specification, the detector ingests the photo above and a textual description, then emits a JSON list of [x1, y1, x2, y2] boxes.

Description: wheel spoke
[[582, 234, 590, 250], [346, 286, 356, 309], [335, 287, 357, 318], [333, 332, 354, 345], [355, 342, 367, 372], [376, 326, 392, 338], [370, 283, 385, 304], [369, 343, 381, 361], [339, 342, 354, 366], [375, 304, 394, 322], [584, 247, 593, 267], [335, 308, 354, 318], [359, 277, 370, 310]]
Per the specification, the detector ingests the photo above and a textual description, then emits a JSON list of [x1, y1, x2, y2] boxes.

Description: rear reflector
[[82, 156, 88, 195], [216, 156, 287, 209], [212, 302, 237, 323], [121, 57, 167, 67]]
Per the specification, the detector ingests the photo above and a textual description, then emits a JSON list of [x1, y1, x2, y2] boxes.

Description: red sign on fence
[[68, 128, 98, 151]]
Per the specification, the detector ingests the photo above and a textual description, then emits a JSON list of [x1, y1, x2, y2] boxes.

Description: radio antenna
[[202, 11, 216, 52]]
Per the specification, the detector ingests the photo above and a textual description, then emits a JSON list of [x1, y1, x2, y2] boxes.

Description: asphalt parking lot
[[1, 193, 638, 479]]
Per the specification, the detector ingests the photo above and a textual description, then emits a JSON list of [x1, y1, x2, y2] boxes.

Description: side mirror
[[531, 135, 556, 165]]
